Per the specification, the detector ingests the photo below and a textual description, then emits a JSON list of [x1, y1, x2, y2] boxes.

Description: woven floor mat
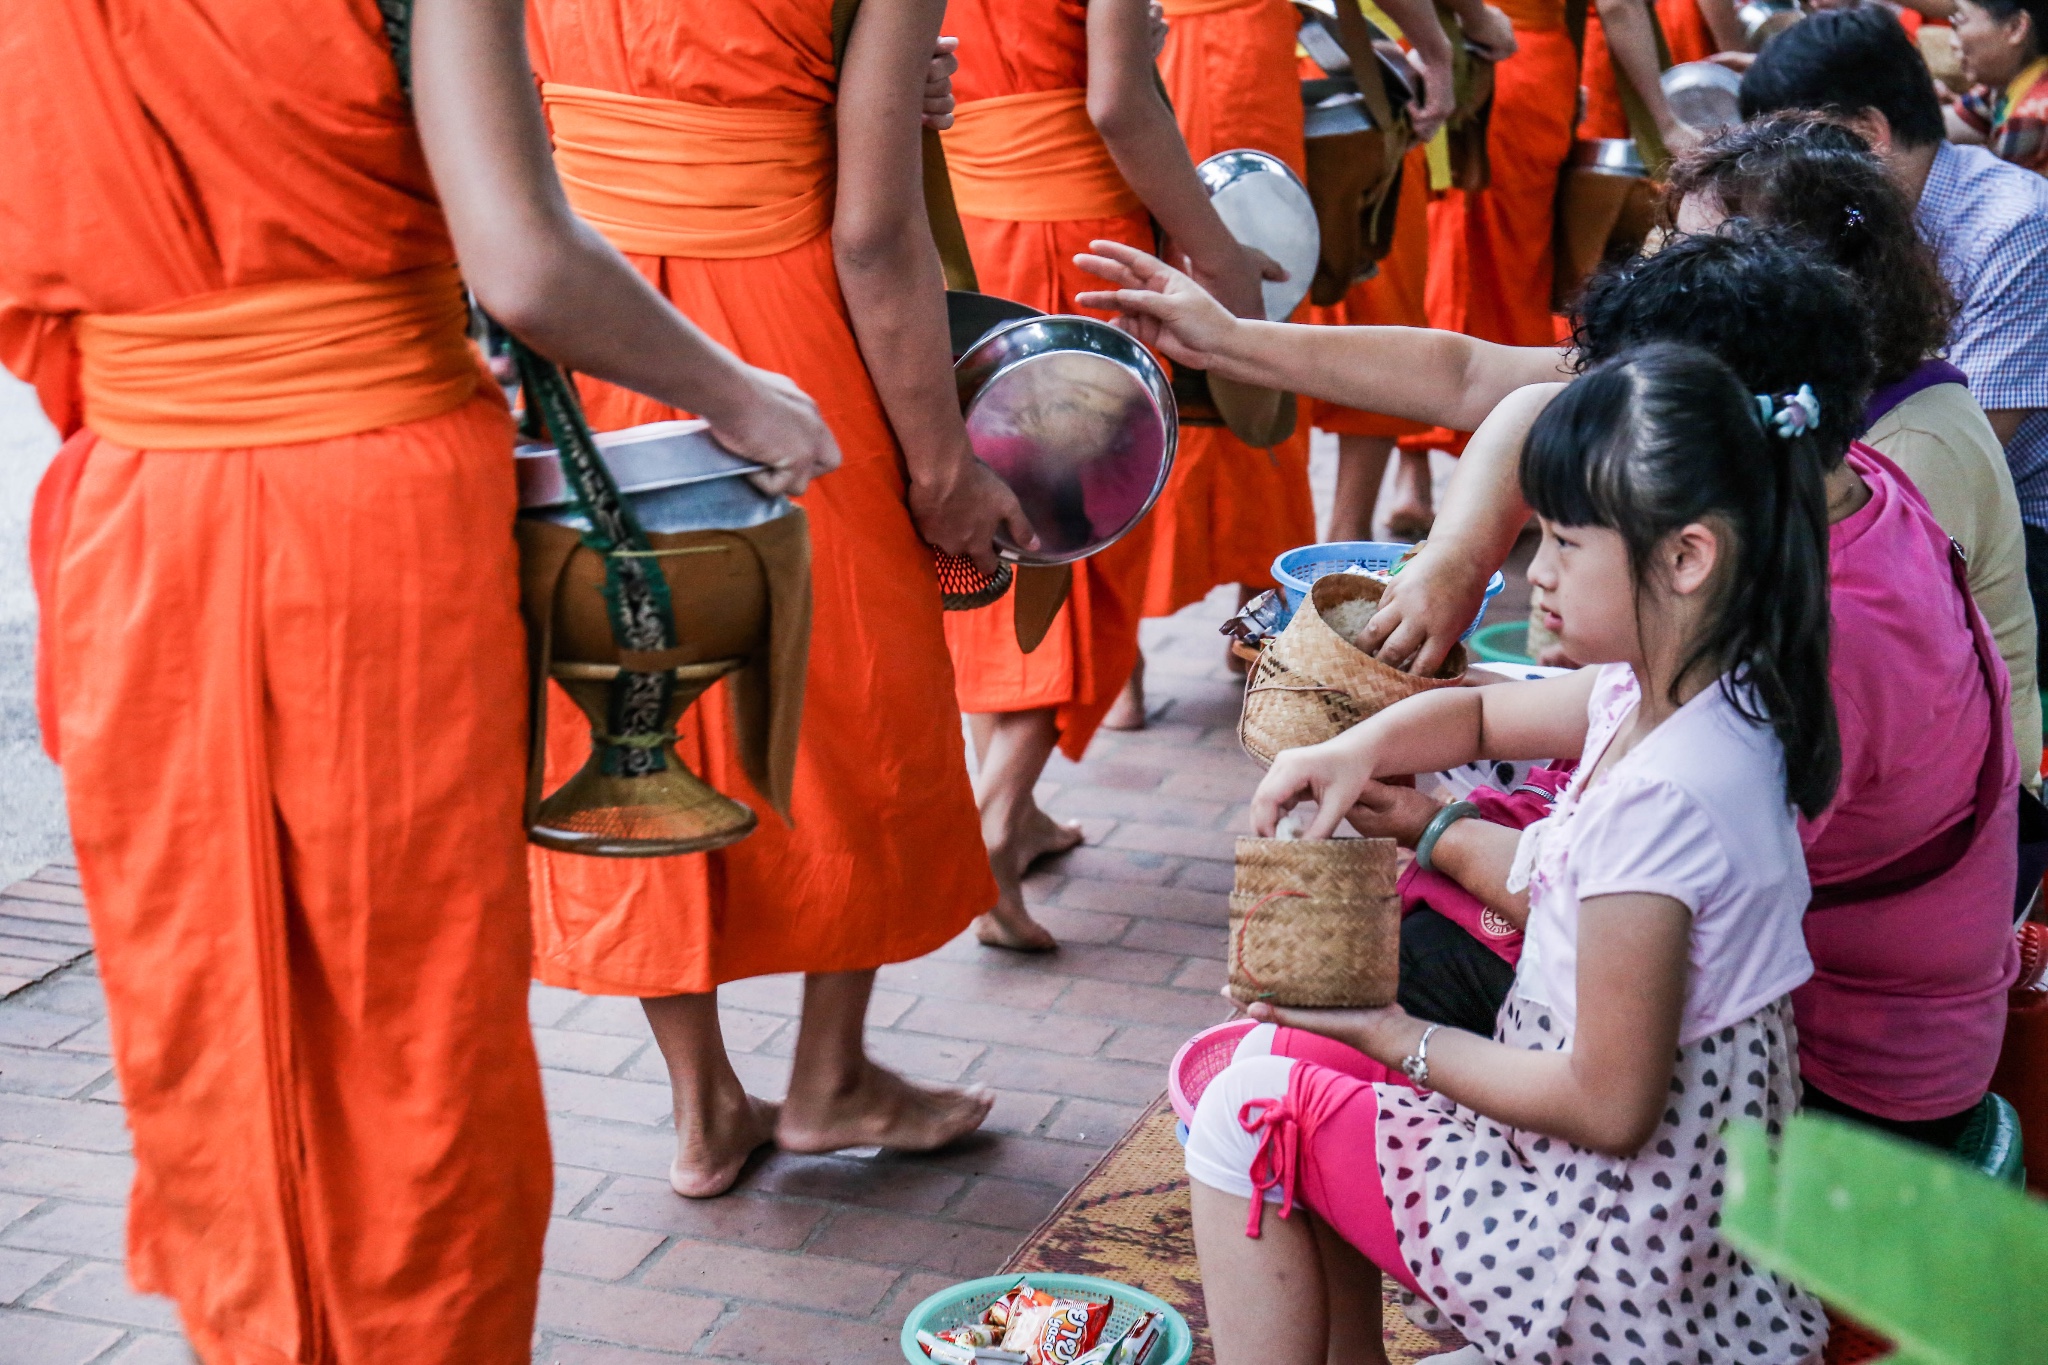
[[1002, 1093, 1455, 1365]]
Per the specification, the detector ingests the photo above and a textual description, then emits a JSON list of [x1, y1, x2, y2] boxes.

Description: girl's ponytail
[[1715, 388, 1840, 818], [1521, 344, 1842, 818]]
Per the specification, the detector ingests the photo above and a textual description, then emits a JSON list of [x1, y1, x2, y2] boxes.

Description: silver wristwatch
[[1400, 1023, 1442, 1090]]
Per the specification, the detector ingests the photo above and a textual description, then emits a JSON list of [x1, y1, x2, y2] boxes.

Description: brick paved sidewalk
[[0, 593, 1263, 1365]]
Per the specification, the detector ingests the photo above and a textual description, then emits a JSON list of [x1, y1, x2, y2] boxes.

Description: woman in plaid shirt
[[1950, 0, 2048, 174]]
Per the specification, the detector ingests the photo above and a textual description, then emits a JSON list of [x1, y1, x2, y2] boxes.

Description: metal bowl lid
[[515, 420, 793, 532], [955, 315, 1177, 566], [1197, 149, 1320, 322]]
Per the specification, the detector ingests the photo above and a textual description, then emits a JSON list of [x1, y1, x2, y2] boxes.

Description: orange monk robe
[[1657, 0, 1717, 65], [1306, 144, 1436, 441], [525, 0, 995, 992], [2, 3, 551, 1361], [1424, 0, 1582, 349], [1147, 0, 1317, 613], [936, 0, 1161, 759]]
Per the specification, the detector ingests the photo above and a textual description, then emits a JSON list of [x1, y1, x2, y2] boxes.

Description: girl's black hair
[[1662, 114, 1955, 388], [1521, 343, 1841, 819], [1570, 225, 1876, 470]]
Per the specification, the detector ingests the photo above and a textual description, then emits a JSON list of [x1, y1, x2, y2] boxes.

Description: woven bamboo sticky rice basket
[[1228, 836, 1400, 1008], [1239, 573, 1467, 767]]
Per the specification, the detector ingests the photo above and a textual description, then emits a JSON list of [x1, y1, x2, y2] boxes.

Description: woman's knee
[[1183, 1054, 1297, 1200]]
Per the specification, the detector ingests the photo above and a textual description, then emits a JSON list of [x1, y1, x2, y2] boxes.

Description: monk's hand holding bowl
[[1073, 240, 1242, 372], [702, 365, 842, 497], [910, 449, 1039, 576]]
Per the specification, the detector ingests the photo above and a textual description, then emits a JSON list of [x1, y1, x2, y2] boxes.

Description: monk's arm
[[1591, 0, 1695, 152], [409, 0, 836, 489], [833, 0, 1032, 568], [1695, 0, 1745, 52], [1085, 0, 1271, 321], [1354, 0, 1459, 140]]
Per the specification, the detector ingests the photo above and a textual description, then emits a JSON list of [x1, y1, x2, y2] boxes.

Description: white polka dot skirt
[[1373, 990, 1825, 1365]]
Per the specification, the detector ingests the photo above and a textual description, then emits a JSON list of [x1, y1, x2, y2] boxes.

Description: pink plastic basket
[[1168, 1019, 1259, 1123]]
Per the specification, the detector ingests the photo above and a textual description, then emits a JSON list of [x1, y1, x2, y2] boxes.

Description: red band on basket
[[1234, 889, 1310, 999]]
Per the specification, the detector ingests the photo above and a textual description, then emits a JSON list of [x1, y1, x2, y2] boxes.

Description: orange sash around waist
[[942, 89, 1146, 223], [75, 264, 481, 450], [1160, 0, 1264, 14], [543, 83, 835, 260]]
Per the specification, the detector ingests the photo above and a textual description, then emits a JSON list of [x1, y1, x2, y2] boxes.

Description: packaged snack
[[986, 1284, 1053, 1333], [1000, 1296, 1112, 1365], [1073, 1311, 1161, 1365], [938, 1324, 998, 1350], [919, 1331, 976, 1365]]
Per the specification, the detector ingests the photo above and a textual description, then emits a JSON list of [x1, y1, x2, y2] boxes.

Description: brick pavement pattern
[[0, 596, 1264, 1365]]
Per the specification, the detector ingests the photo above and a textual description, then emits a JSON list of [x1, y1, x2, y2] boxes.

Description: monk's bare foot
[[975, 803, 1076, 951], [671, 1092, 779, 1199], [778, 1063, 994, 1154], [1102, 659, 1147, 731], [1386, 501, 1434, 539]]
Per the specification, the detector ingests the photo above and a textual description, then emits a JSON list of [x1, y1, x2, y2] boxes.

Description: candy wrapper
[[1220, 588, 1289, 648], [916, 1332, 1027, 1365], [1072, 1310, 1161, 1365], [937, 1324, 999, 1350]]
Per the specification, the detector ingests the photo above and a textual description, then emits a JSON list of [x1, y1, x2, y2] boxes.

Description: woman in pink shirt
[[1570, 236, 2020, 1144], [1080, 224, 2021, 1144]]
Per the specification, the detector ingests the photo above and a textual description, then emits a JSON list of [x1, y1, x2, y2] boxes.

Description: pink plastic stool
[[1168, 1019, 1259, 1123]]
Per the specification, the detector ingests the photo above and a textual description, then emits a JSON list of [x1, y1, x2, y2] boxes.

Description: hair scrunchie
[[1755, 383, 1821, 439]]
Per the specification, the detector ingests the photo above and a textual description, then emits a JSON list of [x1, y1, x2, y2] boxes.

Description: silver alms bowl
[[1198, 149, 1321, 322], [955, 315, 1178, 565], [1570, 137, 1648, 178]]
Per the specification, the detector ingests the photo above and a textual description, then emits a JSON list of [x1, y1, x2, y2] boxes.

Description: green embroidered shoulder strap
[[375, 0, 684, 779]]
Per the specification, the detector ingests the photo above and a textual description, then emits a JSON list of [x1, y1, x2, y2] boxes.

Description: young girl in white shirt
[[1182, 342, 1841, 1365]]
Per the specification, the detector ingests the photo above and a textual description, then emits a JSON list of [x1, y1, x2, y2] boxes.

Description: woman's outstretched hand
[[1073, 240, 1244, 370], [1249, 738, 1377, 841]]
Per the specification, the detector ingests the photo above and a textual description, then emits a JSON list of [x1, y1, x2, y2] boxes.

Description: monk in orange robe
[[1308, 145, 1439, 539], [1301, 0, 1501, 539], [1142, 0, 1318, 634], [939, 0, 1274, 949], [1581, 0, 1706, 151], [526, 0, 1031, 1191], [1423, 0, 1581, 381], [3, 0, 839, 1356]]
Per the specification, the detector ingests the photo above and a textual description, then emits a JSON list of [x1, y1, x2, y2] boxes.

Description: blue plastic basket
[[1269, 540, 1505, 641], [901, 1273, 1193, 1365]]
